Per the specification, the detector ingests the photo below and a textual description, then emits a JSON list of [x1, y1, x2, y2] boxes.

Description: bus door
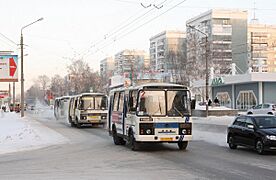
[[111, 91, 125, 134], [108, 94, 114, 132]]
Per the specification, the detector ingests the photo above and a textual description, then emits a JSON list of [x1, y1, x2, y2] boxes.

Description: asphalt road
[[0, 111, 276, 180]]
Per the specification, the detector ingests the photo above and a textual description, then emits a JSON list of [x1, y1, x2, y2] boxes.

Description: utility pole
[[13, 82, 15, 112], [187, 24, 209, 116], [20, 17, 43, 117]]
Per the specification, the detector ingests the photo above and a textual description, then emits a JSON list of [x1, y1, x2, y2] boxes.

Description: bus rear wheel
[[178, 141, 188, 150], [112, 127, 125, 145]]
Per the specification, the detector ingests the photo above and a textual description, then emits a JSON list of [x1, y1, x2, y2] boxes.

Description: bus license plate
[[89, 116, 99, 120], [160, 137, 173, 141]]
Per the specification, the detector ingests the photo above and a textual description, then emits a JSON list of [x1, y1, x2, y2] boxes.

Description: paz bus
[[54, 96, 70, 121], [68, 93, 108, 128], [108, 83, 192, 150]]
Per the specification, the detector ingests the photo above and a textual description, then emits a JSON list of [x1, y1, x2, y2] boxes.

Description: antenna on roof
[[251, 0, 259, 24]]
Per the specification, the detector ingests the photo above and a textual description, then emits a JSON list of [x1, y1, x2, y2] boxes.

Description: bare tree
[[67, 59, 102, 94], [50, 74, 66, 97]]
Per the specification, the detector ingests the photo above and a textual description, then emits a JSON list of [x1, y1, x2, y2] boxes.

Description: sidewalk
[[0, 112, 68, 155]]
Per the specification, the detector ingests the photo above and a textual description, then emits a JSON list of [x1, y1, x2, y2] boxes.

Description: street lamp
[[187, 24, 209, 117], [20, 18, 43, 117]]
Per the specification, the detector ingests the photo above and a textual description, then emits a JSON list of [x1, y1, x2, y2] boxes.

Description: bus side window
[[118, 92, 124, 112], [129, 90, 137, 112], [113, 92, 119, 111]]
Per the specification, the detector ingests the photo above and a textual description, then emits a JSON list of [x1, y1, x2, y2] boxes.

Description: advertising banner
[[0, 55, 18, 82]]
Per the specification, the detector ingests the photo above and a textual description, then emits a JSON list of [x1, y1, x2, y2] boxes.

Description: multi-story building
[[149, 30, 186, 83], [186, 9, 248, 80], [248, 23, 276, 73], [114, 49, 146, 82], [100, 57, 115, 91]]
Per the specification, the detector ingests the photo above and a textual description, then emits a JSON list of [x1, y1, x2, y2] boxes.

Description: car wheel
[[247, 112, 253, 115], [178, 141, 188, 150], [256, 140, 265, 155], [228, 135, 237, 149], [268, 112, 273, 115], [112, 126, 125, 145]]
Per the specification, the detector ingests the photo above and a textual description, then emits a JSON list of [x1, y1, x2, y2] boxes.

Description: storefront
[[211, 73, 276, 110]]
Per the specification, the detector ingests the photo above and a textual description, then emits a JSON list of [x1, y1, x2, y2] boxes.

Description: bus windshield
[[167, 90, 191, 116], [81, 97, 94, 110], [95, 96, 108, 110], [138, 90, 166, 116], [137, 90, 191, 117]]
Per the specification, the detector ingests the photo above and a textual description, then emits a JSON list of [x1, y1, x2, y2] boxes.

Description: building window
[[236, 90, 257, 110], [216, 92, 231, 108]]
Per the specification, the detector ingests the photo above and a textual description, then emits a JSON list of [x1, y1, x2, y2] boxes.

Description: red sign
[[9, 57, 17, 77]]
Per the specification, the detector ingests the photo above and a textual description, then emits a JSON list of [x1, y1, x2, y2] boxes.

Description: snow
[[195, 104, 232, 110], [0, 111, 68, 155], [192, 116, 235, 147]]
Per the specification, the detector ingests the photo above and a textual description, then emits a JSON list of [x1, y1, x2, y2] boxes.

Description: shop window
[[216, 92, 231, 108], [236, 91, 257, 110]]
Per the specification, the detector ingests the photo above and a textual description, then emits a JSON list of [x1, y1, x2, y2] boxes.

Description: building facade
[[100, 57, 115, 92], [149, 30, 186, 83], [248, 23, 276, 73], [114, 49, 146, 82], [186, 9, 248, 80], [211, 73, 276, 110]]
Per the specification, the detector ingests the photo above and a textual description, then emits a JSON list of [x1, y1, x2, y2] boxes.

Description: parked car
[[227, 115, 276, 154], [247, 103, 276, 116]]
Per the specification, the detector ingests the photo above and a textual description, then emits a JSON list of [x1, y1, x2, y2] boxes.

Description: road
[[0, 109, 276, 180]]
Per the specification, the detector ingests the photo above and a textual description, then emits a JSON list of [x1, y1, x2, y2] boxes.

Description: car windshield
[[137, 90, 166, 116], [167, 90, 191, 116], [254, 116, 276, 129]]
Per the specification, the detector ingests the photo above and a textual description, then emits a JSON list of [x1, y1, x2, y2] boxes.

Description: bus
[[54, 96, 70, 121], [108, 83, 192, 150], [68, 93, 108, 128]]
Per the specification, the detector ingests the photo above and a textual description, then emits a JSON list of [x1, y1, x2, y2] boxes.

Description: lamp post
[[187, 24, 209, 117], [20, 18, 43, 117]]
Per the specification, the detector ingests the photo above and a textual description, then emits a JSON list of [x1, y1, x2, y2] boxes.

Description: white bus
[[68, 93, 108, 128], [108, 83, 192, 150], [54, 96, 70, 121]]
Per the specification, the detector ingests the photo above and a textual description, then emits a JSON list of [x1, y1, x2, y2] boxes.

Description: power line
[[86, 0, 188, 58], [80, 0, 169, 58], [0, 33, 18, 46]]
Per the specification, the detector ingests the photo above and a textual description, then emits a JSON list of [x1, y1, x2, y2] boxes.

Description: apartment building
[[248, 23, 276, 72], [114, 49, 146, 81], [149, 30, 186, 83], [186, 9, 248, 79]]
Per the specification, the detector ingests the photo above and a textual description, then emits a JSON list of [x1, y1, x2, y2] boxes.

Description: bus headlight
[[182, 129, 187, 135], [146, 129, 152, 135], [81, 115, 87, 120]]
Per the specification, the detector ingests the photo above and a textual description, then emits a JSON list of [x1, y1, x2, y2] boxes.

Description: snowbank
[[0, 112, 68, 155], [193, 116, 236, 126]]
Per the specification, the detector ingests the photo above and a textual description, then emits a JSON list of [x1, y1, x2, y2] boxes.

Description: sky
[[0, 0, 276, 93]]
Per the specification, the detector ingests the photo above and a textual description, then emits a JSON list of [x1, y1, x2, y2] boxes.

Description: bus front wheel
[[178, 141, 188, 150], [129, 130, 138, 151]]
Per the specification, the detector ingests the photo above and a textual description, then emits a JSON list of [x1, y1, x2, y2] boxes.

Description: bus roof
[[78, 92, 107, 97], [110, 83, 188, 92]]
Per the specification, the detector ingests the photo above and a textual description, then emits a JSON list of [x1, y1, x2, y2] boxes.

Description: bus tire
[[178, 141, 188, 150], [112, 126, 125, 145], [129, 130, 138, 151], [76, 117, 81, 128]]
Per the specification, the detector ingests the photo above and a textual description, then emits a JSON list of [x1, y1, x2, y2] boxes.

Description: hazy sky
[[0, 0, 276, 92]]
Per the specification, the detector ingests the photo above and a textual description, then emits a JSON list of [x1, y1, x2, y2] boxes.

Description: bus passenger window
[[129, 91, 138, 112]]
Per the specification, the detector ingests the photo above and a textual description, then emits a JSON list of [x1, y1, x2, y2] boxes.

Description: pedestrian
[[214, 97, 220, 106], [208, 99, 212, 106]]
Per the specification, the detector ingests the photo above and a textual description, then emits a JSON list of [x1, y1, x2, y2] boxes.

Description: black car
[[227, 115, 276, 154]]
